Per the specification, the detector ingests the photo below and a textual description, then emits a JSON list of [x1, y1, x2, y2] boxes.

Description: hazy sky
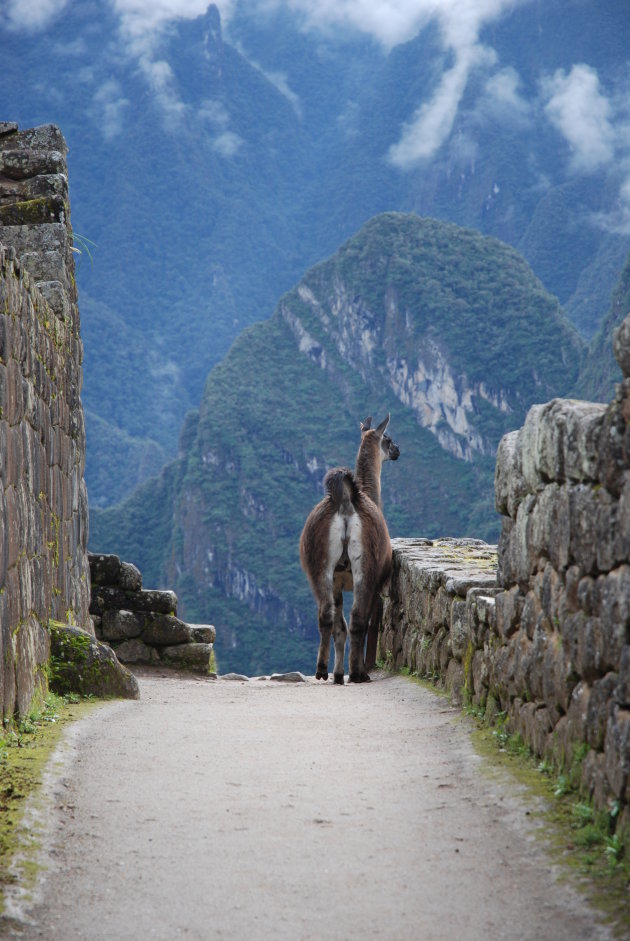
[[4, 0, 630, 230]]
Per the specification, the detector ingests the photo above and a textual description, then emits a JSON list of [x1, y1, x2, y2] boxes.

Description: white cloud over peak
[[483, 67, 531, 119], [388, 42, 495, 168], [91, 79, 131, 139], [542, 64, 616, 173], [110, 0, 233, 39], [540, 63, 630, 233], [2, 0, 68, 31]]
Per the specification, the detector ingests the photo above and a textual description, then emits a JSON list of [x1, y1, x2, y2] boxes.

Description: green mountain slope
[[91, 213, 584, 675]]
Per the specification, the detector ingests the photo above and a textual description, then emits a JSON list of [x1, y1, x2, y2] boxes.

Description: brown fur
[[299, 416, 399, 684]]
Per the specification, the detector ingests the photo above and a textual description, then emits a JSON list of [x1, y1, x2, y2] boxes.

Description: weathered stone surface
[[89, 553, 142, 591], [221, 673, 250, 681], [114, 638, 157, 665], [49, 624, 139, 699], [101, 609, 143, 642], [161, 643, 214, 673], [383, 378, 630, 823], [90, 585, 177, 616], [518, 398, 606, 487], [270, 672, 307, 683], [604, 706, 630, 799], [618, 647, 630, 706], [0, 125, 92, 721], [494, 430, 528, 516], [190, 624, 216, 644], [142, 614, 192, 646], [0, 149, 66, 180]]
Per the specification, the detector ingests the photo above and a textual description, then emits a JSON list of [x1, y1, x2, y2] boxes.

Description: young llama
[[299, 415, 400, 684]]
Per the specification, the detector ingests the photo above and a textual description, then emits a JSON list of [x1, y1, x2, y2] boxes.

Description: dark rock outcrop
[[89, 553, 216, 674]]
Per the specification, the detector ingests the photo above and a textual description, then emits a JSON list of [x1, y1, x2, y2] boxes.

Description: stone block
[[90, 586, 177, 616], [604, 706, 630, 799], [142, 614, 192, 646], [518, 404, 545, 490], [189, 624, 216, 644], [495, 585, 522, 639], [615, 472, 630, 562], [568, 485, 598, 574], [597, 567, 630, 672], [113, 638, 156, 665], [554, 681, 590, 765], [586, 673, 617, 750], [618, 646, 630, 706], [494, 430, 528, 516], [449, 598, 468, 660], [581, 748, 611, 807], [541, 628, 576, 714], [528, 398, 606, 485], [161, 643, 215, 673], [0, 149, 66, 180], [521, 590, 541, 641], [445, 659, 464, 705], [101, 609, 144, 642]]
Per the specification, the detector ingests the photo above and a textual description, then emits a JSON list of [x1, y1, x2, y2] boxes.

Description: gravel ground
[[1, 670, 615, 941]]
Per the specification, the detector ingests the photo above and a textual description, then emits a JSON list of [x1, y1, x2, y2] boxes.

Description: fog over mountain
[[2, 0, 630, 509]]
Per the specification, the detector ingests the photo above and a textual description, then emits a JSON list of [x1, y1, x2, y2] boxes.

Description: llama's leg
[[332, 589, 347, 685], [316, 598, 334, 680], [364, 594, 383, 672], [348, 593, 371, 683]]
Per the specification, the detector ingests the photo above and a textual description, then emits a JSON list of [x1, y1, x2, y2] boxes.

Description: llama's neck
[[355, 438, 383, 508]]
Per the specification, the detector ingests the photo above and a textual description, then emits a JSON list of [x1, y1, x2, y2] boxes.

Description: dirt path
[[2, 671, 615, 941]]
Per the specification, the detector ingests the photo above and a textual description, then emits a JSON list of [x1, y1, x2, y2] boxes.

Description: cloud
[[384, 0, 527, 167], [212, 130, 243, 156], [91, 79, 131, 139], [482, 66, 531, 120], [198, 99, 230, 127], [138, 55, 190, 122], [198, 101, 244, 154], [389, 43, 495, 168], [542, 64, 616, 173], [540, 64, 630, 234], [110, 0, 234, 40], [1, 0, 68, 31]]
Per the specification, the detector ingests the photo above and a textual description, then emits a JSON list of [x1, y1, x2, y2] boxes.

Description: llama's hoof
[[333, 673, 344, 685], [348, 672, 371, 683], [315, 670, 329, 681]]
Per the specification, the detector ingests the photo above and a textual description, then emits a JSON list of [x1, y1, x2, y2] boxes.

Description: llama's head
[[360, 414, 400, 463]]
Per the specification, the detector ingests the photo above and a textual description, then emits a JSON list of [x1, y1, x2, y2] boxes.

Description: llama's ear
[[375, 413, 390, 437], [361, 416, 372, 432]]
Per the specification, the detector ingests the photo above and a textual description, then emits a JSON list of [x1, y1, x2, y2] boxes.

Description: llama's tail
[[324, 467, 360, 514]]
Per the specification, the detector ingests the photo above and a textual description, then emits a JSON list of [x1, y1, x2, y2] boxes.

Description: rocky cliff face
[[0, 123, 91, 719], [279, 215, 583, 464]]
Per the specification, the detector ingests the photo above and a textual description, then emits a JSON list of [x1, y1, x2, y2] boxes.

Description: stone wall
[[90, 553, 216, 674], [0, 122, 91, 719], [381, 318, 630, 832]]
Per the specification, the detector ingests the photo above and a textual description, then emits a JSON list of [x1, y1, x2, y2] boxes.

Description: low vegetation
[[0, 693, 100, 917]]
